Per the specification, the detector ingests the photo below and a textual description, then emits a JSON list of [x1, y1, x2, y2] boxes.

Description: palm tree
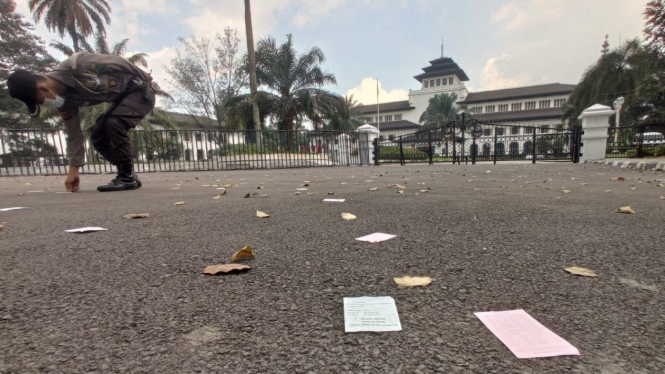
[[321, 94, 363, 131], [419, 93, 463, 129], [253, 34, 337, 147], [29, 0, 111, 52]]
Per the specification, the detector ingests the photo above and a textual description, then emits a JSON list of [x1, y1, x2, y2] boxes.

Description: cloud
[[346, 78, 409, 106], [121, 0, 176, 14], [491, 0, 566, 31], [478, 55, 530, 91], [293, 0, 348, 27]]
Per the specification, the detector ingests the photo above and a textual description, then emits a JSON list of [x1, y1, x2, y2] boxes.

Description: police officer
[[7, 52, 156, 192]]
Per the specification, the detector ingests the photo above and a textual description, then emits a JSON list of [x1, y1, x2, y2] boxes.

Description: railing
[[0, 128, 367, 176]]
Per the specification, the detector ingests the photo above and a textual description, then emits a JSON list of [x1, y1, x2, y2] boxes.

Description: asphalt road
[[1, 163, 663, 374]]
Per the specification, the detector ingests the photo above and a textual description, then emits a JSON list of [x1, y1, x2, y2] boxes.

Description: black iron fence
[[0, 128, 370, 176], [606, 124, 665, 158], [375, 118, 580, 165]]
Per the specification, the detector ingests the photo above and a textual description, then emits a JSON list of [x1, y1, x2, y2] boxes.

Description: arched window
[[496, 143, 505, 156], [524, 141, 533, 154], [509, 142, 519, 155], [482, 143, 491, 156]]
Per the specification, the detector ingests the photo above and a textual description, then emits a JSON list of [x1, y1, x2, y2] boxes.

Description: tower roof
[[413, 57, 470, 83]]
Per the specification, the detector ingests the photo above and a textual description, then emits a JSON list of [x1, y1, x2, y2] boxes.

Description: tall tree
[[28, 0, 111, 52], [644, 0, 665, 56], [166, 33, 248, 133], [321, 94, 363, 131], [419, 93, 462, 130], [0, 0, 56, 129], [244, 0, 262, 146], [252, 34, 337, 146], [601, 34, 610, 56]]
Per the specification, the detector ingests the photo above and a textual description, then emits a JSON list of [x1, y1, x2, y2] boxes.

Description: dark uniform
[[47, 52, 156, 169]]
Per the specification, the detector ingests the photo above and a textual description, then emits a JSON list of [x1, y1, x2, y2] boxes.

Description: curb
[[584, 159, 665, 171]]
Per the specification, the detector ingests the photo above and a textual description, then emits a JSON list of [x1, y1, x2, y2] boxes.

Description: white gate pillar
[[356, 124, 380, 165], [578, 104, 614, 162]]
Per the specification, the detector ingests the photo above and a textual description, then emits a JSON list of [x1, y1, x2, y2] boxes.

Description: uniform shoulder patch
[[109, 79, 118, 88], [58, 109, 72, 121]]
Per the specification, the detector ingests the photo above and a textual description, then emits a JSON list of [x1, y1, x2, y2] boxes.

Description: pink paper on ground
[[355, 233, 396, 243], [474, 309, 580, 359]]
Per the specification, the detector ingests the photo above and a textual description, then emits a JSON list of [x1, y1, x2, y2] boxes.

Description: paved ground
[[0, 163, 663, 374]]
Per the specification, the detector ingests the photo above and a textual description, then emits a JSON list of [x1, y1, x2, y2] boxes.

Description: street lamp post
[[612, 97, 624, 151]]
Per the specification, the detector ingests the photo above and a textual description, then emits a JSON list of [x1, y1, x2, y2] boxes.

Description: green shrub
[[652, 144, 665, 157], [379, 147, 426, 160]]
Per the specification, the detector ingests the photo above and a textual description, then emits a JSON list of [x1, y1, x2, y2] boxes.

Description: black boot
[[97, 162, 139, 192]]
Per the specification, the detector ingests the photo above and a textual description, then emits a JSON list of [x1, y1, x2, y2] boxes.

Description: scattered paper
[[203, 263, 251, 275], [256, 210, 270, 218], [0, 207, 28, 212], [474, 309, 580, 359], [564, 267, 598, 277], [296, 188, 308, 191], [123, 213, 149, 219], [394, 275, 433, 287], [617, 206, 636, 214], [356, 233, 396, 243], [341, 213, 356, 221], [65, 227, 108, 233], [231, 245, 255, 262], [323, 199, 345, 202], [344, 296, 402, 333]]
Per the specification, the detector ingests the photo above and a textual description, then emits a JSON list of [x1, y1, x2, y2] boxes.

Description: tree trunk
[[244, 0, 262, 148], [71, 32, 80, 52]]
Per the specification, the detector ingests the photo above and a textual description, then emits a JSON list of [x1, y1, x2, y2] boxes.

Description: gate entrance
[[375, 114, 581, 165]]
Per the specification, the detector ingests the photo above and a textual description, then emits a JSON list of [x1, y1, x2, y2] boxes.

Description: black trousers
[[90, 88, 156, 166]]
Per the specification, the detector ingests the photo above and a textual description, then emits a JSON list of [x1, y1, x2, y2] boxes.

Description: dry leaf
[[327, 192, 335, 195], [203, 263, 251, 275], [244, 193, 251, 198], [394, 275, 434, 287], [223, 184, 232, 188], [123, 213, 149, 219], [0, 224, 3, 231], [397, 190, 404, 194], [617, 206, 636, 214], [581, 183, 591, 186], [231, 245, 255, 262], [562, 190, 571, 194], [368, 187, 379, 191], [341, 213, 356, 221], [630, 187, 638, 191], [661, 196, 665, 200], [617, 177, 625, 181], [257, 186, 264, 189], [419, 189, 430, 193], [294, 192, 301, 195], [605, 190, 612, 193], [174, 201, 186, 206], [256, 210, 270, 218], [302, 183, 310, 187], [564, 267, 598, 277], [302, 180, 310, 183]]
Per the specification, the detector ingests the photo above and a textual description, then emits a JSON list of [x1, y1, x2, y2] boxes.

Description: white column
[[578, 104, 614, 162], [356, 124, 380, 165]]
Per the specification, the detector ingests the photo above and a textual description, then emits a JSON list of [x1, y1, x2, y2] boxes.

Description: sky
[[14, 0, 648, 107]]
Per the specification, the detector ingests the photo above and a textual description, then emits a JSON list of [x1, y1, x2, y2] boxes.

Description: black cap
[[7, 70, 40, 117]]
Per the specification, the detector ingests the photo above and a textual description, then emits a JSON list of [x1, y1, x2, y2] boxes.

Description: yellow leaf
[[231, 245, 255, 262], [617, 206, 636, 214], [174, 201, 186, 206], [394, 275, 434, 287], [256, 210, 270, 218], [123, 213, 149, 219], [368, 187, 378, 191], [564, 267, 598, 277], [203, 263, 251, 275], [341, 213, 356, 220]]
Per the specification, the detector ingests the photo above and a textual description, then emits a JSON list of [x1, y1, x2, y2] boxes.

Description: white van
[[642, 132, 665, 146]]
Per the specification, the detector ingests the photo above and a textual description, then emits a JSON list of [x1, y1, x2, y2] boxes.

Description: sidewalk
[[584, 157, 665, 171]]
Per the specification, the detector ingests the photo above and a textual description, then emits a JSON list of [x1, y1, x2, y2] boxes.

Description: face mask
[[42, 93, 65, 108]]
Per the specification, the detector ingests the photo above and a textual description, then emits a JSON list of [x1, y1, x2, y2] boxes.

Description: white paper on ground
[[323, 198, 345, 202], [356, 233, 396, 243], [296, 188, 308, 191], [65, 227, 108, 233], [474, 309, 580, 359], [1, 207, 28, 212], [344, 296, 402, 332]]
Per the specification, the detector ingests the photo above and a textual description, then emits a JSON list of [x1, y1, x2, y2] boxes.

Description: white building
[[355, 56, 576, 140]]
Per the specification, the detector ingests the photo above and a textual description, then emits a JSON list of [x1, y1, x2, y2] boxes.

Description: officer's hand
[[65, 167, 80, 192]]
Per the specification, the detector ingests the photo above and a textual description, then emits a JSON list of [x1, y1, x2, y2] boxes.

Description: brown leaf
[[661, 196, 665, 200], [203, 263, 251, 275], [605, 190, 612, 193], [617, 177, 625, 181], [294, 192, 301, 195], [394, 275, 434, 287], [564, 267, 598, 277], [617, 206, 636, 214], [327, 192, 335, 195], [244, 193, 251, 198], [0, 224, 3, 231], [257, 186, 264, 189], [123, 213, 149, 219], [231, 245, 255, 262], [302, 183, 310, 187], [174, 201, 186, 206], [368, 187, 379, 191]]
